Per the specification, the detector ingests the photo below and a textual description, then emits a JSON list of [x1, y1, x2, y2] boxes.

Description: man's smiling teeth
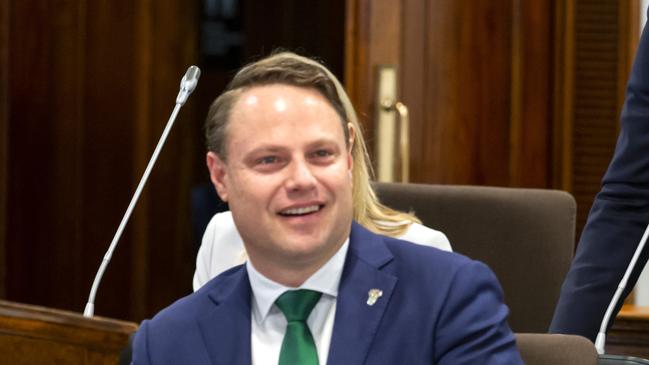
[[280, 205, 321, 216]]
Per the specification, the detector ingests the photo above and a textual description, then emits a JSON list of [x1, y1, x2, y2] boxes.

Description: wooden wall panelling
[[345, 0, 402, 158], [572, 0, 622, 232], [553, 0, 576, 192], [76, 0, 199, 319], [78, 0, 140, 320], [401, 0, 427, 183], [418, 1, 514, 185], [7, 0, 90, 312], [141, 0, 199, 317], [0, 0, 9, 298], [561, 0, 638, 234], [366, 0, 401, 175], [509, 0, 554, 188], [131, 0, 153, 322], [347, 0, 637, 200], [344, 0, 365, 114], [4, 0, 199, 322], [348, 0, 557, 188]]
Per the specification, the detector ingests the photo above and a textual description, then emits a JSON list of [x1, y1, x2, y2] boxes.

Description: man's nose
[[285, 159, 317, 191]]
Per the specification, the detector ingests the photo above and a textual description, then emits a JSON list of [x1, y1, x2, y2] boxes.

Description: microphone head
[[180, 65, 201, 93], [177, 65, 201, 104]]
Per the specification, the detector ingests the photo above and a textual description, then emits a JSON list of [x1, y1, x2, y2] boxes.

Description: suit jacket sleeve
[[550, 6, 649, 340], [435, 260, 522, 364], [133, 320, 152, 365]]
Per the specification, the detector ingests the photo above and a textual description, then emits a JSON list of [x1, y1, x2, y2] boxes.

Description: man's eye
[[312, 150, 333, 158], [257, 156, 279, 165]]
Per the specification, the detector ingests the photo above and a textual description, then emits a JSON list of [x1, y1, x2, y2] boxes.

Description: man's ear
[[206, 151, 229, 202]]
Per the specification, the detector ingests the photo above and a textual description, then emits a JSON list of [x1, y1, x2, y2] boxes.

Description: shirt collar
[[247, 238, 350, 322]]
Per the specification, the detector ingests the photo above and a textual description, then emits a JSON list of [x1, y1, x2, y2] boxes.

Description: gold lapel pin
[[367, 289, 383, 306]]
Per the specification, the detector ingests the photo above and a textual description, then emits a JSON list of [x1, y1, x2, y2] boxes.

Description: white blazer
[[193, 211, 452, 291]]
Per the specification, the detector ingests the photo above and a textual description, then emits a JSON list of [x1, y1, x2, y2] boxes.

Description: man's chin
[[280, 236, 341, 260]]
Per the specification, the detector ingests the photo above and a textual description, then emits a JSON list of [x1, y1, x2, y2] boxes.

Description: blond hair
[[205, 52, 420, 237]]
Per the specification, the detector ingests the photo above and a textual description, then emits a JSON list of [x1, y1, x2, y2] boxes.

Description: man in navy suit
[[132, 52, 522, 364], [550, 10, 649, 341]]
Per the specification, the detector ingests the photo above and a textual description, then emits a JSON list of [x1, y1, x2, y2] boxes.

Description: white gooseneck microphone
[[83, 66, 201, 317]]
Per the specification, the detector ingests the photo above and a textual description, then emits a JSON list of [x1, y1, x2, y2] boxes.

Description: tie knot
[[275, 289, 322, 322]]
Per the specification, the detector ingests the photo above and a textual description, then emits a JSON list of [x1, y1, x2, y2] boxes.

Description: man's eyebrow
[[305, 138, 340, 149], [244, 145, 288, 156]]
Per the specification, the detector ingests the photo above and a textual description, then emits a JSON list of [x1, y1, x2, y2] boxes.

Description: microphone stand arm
[[83, 66, 200, 317], [595, 221, 649, 354]]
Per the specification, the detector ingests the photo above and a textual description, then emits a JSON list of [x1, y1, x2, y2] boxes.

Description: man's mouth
[[279, 205, 323, 216]]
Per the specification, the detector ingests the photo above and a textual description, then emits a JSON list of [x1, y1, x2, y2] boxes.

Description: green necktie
[[275, 289, 322, 365]]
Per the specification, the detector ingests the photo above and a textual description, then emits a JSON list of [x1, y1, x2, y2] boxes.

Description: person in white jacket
[[193, 53, 451, 291]]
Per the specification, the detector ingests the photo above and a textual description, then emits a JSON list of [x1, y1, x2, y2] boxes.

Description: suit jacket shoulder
[[330, 223, 522, 364], [134, 266, 252, 365]]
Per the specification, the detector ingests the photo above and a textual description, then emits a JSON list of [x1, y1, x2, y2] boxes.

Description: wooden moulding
[[0, 300, 137, 365]]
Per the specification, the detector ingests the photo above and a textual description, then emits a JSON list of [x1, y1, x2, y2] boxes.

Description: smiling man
[[132, 52, 523, 365]]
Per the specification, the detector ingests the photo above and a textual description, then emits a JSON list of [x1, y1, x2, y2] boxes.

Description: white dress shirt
[[246, 239, 349, 365], [193, 211, 451, 291]]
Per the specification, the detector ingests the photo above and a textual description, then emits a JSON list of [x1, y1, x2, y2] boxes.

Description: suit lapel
[[327, 223, 397, 365], [198, 268, 253, 365]]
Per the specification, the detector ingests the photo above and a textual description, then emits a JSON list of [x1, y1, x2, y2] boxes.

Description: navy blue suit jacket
[[550, 9, 649, 340], [133, 222, 522, 364]]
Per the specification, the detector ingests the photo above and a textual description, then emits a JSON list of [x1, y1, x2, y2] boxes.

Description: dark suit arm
[[549, 6, 649, 340], [132, 320, 152, 365], [434, 260, 523, 365]]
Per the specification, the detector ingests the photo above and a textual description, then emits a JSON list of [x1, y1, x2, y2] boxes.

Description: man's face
[[207, 84, 354, 280]]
